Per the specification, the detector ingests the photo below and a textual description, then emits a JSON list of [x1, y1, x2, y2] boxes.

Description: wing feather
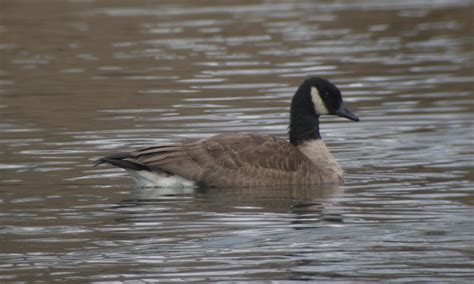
[[126, 133, 314, 186]]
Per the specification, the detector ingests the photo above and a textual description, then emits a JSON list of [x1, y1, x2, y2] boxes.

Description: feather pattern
[[107, 133, 343, 187]]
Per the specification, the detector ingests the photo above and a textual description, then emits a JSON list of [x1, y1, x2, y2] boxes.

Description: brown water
[[1, 0, 473, 282]]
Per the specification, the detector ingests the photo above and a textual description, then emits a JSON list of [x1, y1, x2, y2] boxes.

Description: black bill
[[335, 104, 359, 121]]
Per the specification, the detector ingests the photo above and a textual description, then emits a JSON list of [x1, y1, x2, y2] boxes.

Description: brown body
[[130, 133, 343, 187]]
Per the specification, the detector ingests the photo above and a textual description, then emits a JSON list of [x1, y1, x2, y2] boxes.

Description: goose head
[[289, 77, 359, 144], [305, 77, 359, 121]]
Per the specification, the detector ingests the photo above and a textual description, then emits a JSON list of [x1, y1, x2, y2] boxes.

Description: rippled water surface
[[1, 0, 473, 282]]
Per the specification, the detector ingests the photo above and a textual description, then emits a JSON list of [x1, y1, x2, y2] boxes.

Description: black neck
[[288, 84, 321, 145], [289, 113, 321, 145]]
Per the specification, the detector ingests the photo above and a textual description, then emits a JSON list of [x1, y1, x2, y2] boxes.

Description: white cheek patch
[[311, 87, 329, 115]]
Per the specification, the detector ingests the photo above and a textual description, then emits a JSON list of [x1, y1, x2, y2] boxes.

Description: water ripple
[[0, 0, 473, 282]]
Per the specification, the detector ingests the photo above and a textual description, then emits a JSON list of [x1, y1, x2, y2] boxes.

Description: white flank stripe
[[126, 170, 196, 188]]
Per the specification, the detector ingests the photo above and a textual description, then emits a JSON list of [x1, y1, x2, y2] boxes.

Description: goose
[[95, 77, 359, 188]]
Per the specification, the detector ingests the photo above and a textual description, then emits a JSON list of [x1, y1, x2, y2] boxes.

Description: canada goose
[[95, 77, 359, 188]]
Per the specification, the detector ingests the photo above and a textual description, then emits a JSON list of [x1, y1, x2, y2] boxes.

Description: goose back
[[130, 133, 340, 187]]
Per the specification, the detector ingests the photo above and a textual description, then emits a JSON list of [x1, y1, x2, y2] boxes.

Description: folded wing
[[132, 133, 314, 186]]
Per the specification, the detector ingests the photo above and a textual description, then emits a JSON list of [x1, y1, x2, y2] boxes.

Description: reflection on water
[[1, 0, 473, 282]]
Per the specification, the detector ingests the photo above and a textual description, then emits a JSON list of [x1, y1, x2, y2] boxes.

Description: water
[[1, 0, 473, 282]]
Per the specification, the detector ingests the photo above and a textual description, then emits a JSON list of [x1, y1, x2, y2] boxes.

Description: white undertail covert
[[126, 170, 196, 188]]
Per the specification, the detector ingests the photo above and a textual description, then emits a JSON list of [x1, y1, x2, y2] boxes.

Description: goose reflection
[[114, 184, 344, 229]]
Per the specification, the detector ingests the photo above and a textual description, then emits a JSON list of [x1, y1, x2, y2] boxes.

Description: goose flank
[[95, 77, 359, 187]]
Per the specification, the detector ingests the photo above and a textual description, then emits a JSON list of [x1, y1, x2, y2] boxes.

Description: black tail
[[94, 152, 151, 171]]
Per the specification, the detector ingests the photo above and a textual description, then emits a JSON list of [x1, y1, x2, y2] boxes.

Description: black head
[[299, 77, 359, 121], [289, 77, 359, 145]]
